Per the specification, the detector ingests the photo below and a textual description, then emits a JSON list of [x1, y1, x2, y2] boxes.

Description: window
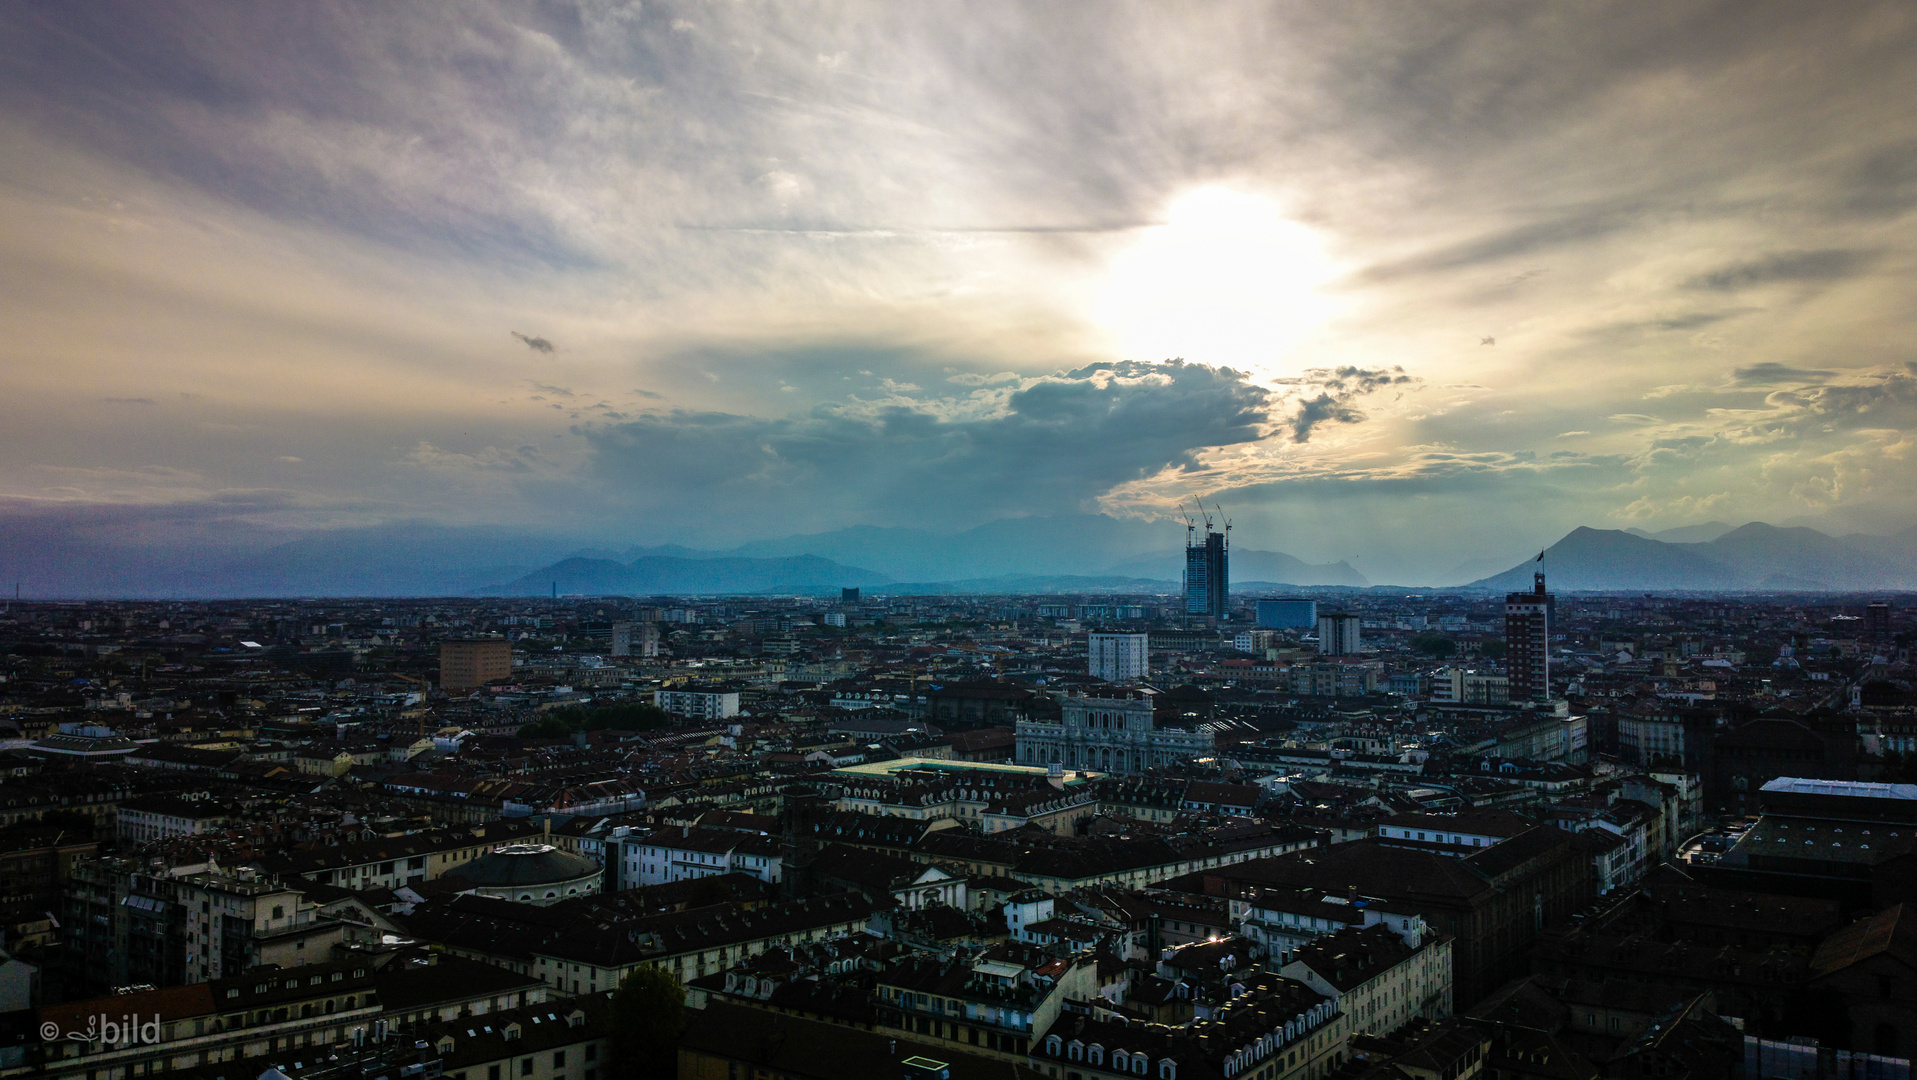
[[553, 1053, 566, 1068], [521, 1059, 534, 1077], [489, 1067, 502, 1080]]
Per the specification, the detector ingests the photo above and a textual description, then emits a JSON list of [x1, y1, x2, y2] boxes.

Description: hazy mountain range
[[481, 554, 895, 597], [1470, 522, 1917, 592], [7, 512, 1917, 597], [422, 518, 1370, 597]]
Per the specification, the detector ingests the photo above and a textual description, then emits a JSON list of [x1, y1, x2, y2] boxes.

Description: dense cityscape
[[8, 5, 1917, 1080], [0, 548, 1912, 1080]]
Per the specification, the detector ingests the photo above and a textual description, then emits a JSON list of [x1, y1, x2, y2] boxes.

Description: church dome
[[457, 843, 600, 888]]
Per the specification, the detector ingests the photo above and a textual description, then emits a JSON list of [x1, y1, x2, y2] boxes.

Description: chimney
[[1347, 884, 1357, 903]]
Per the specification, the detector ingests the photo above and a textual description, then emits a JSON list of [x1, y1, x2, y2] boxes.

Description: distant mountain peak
[[1471, 518, 1915, 591]]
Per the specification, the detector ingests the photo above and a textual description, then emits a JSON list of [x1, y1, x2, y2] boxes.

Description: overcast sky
[[3, 1, 1915, 583]]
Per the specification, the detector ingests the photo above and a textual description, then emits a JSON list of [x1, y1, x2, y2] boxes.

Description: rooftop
[[830, 755, 1103, 784], [456, 844, 602, 887], [1760, 777, 1917, 800]]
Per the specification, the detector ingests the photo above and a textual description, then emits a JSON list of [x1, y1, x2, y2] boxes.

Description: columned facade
[[1015, 690, 1212, 775]]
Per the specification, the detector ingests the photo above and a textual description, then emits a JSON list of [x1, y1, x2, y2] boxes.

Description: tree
[[1481, 639, 1508, 660], [1409, 634, 1456, 660], [608, 965, 683, 1080]]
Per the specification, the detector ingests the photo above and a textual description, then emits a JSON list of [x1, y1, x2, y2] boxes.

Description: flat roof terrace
[[829, 756, 1104, 785]]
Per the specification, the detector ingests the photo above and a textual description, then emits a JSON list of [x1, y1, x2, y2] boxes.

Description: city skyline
[[4, 3, 1917, 587]]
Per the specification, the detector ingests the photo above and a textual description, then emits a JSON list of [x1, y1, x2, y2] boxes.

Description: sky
[[3, 1, 1916, 585]]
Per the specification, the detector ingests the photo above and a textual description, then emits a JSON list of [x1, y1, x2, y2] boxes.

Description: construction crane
[[391, 673, 434, 740]]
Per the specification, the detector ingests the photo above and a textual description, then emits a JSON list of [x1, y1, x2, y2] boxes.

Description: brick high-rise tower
[[1505, 560, 1552, 702]]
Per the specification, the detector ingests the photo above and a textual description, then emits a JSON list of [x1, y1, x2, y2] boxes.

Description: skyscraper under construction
[[1184, 508, 1229, 618]]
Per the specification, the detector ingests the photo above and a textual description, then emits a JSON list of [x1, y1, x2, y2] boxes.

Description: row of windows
[[459, 1049, 597, 1080], [1045, 1037, 1175, 1079]]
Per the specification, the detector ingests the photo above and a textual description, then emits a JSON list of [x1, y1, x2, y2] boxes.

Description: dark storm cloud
[[1275, 366, 1417, 443], [584, 360, 1272, 529], [1287, 394, 1365, 443], [1687, 250, 1879, 291], [513, 332, 556, 354]]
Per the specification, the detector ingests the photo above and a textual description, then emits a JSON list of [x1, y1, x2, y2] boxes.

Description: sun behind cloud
[[1092, 186, 1342, 376]]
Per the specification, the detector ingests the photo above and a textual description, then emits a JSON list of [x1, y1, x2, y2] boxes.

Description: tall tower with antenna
[[1504, 551, 1553, 702], [1183, 499, 1230, 618]]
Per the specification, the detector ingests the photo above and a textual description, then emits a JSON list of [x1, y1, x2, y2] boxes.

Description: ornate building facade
[[1014, 688, 1213, 775]]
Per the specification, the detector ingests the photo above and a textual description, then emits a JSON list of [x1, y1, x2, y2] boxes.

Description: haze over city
[[5, 2, 1917, 592]]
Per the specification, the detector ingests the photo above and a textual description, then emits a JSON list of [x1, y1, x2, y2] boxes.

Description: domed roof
[[457, 843, 600, 887]]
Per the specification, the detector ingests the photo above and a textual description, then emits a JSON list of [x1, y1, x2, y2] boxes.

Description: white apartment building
[[1234, 630, 1279, 653], [1428, 667, 1509, 705], [619, 826, 783, 888], [609, 621, 660, 658], [653, 688, 741, 720], [1317, 613, 1362, 656], [1374, 811, 1529, 851], [1087, 632, 1149, 683], [1282, 922, 1454, 1035], [116, 794, 233, 845], [172, 868, 347, 983], [1233, 887, 1432, 964]]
